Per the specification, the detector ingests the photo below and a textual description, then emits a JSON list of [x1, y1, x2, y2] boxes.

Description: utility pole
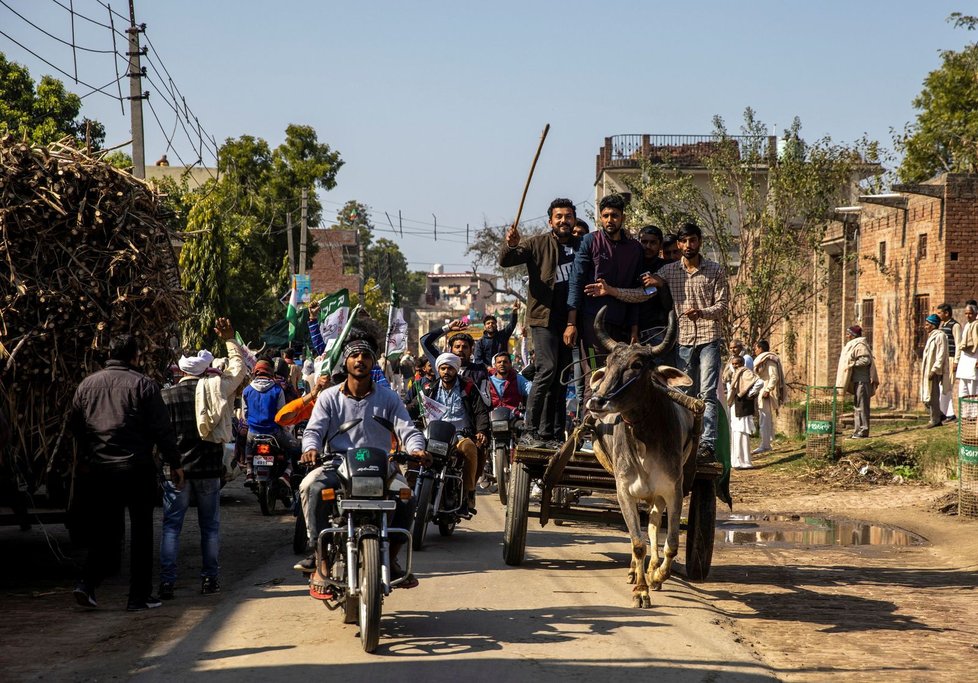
[[286, 212, 295, 274], [127, 0, 147, 179], [356, 225, 365, 302], [299, 189, 308, 275]]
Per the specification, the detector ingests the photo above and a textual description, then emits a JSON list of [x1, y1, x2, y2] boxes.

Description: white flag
[[420, 393, 448, 421], [386, 306, 407, 360], [318, 289, 350, 350]]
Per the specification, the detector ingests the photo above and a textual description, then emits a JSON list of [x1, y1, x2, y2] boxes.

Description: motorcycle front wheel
[[494, 445, 509, 506], [358, 537, 382, 652], [412, 476, 433, 551]]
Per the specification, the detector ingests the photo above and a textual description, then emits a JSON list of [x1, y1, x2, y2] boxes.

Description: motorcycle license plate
[[253, 456, 275, 467]]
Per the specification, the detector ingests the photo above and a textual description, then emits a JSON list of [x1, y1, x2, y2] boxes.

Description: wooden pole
[[513, 123, 550, 226]]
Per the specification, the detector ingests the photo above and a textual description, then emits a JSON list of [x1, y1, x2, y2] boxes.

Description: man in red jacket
[[487, 352, 530, 415]]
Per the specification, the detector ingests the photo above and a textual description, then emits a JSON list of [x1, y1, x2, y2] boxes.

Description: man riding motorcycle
[[487, 352, 530, 414], [297, 329, 426, 594], [421, 352, 489, 516], [242, 359, 299, 488]]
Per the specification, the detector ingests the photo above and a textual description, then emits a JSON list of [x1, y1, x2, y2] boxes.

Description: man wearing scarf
[[297, 330, 426, 592], [159, 318, 247, 599], [835, 325, 879, 439], [921, 314, 951, 428], [242, 358, 300, 487], [419, 352, 490, 516], [725, 355, 764, 469], [752, 340, 785, 454]]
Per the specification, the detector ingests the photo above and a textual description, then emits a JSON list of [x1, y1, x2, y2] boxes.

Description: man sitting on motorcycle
[[298, 327, 426, 594], [424, 352, 489, 516], [488, 352, 529, 415], [242, 359, 299, 489]]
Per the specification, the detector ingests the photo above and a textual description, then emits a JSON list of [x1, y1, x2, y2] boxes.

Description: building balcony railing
[[595, 134, 778, 179]]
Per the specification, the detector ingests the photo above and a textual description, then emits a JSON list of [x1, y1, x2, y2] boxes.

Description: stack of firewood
[[0, 135, 186, 500]]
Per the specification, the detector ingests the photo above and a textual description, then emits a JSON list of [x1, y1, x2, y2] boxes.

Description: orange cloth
[[275, 395, 314, 426]]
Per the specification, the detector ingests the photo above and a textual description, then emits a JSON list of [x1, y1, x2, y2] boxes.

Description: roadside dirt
[[708, 432, 978, 682], [2, 428, 977, 681]]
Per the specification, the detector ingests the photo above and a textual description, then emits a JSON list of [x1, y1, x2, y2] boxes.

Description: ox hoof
[[651, 568, 671, 587], [631, 592, 652, 609]]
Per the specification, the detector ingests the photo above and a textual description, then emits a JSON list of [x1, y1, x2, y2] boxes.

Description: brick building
[[789, 173, 978, 411], [307, 227, 360, 296]]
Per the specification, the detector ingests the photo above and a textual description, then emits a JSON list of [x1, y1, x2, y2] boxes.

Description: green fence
[[958, 396, 978, 518], [805, 386, 838, 460]]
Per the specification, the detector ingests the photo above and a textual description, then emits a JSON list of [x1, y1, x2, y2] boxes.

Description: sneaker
[[243, 474, 257, 490], [126, 595, 163, 612], [294, 555, 316, 573], [73, 583, 98, 608], [201, 577, 221, 595], [278, 474, 291, 490], [391, 559, 419, 589], [158, 582, 175, 600], [579, 439, 594, 453], [543, 438, 564, 450], [519, 432, 545, 449], [530, 483, 543, 500]]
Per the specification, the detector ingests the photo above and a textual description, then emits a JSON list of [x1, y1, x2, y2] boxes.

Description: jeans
[[160, 477, 221, 583], [527, 325, 571, 439], [678, 340, 721, 451], [77, 464, 157, 601]]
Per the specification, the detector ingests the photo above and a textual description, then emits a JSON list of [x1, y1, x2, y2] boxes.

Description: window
[[861, 299, 874, 349], [917, 234, 927, 259], [951, 252, 959, 261], [341, 245, 359, 275], [913, 294, 930, 356], [878, 242, 887, 269]]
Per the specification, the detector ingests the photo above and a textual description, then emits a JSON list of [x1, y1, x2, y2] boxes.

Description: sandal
[[309, 570, 334, 601]]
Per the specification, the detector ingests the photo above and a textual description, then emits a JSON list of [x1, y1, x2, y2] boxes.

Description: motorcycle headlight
[[491, 420, 510, 433], [350, 476, 385, 498]]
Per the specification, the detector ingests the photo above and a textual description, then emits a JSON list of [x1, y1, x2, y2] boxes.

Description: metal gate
[[958, 396, 978, 517], [805, 386, 838, 460]]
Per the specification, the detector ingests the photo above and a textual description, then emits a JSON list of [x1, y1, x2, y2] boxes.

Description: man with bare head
[[500, 198, 581, 449]]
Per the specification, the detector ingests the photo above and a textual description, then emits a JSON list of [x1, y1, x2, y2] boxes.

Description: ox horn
[[592, 305, 621, 353], [648, 310, 678, 357], [251, 342, 267, 355]]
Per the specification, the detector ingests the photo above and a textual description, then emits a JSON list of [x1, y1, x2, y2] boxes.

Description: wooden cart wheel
[[685, 476, 716, 581], [503, 462, 531, 566]]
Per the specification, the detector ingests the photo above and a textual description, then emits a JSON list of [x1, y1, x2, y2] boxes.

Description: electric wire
[[1, 0, 122, 54]]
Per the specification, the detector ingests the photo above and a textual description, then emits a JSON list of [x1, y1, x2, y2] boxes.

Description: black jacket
[[70, 361, 180, 471], [421, 375, 489, 436], [472, 308, 518, 368]]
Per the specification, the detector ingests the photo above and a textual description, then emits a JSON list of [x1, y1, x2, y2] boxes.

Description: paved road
[[132, 494, 777, 682]]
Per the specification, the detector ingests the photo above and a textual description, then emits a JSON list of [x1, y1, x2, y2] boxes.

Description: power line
[[48, 0, 125, 36], [1, 0, 121, 54], [0, 27, 122, 102]]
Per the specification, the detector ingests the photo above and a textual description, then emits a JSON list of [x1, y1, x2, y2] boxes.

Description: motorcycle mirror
[[372, 415, 395, 432], [372, 415, 402, 453], [325, 418, 362, 447]]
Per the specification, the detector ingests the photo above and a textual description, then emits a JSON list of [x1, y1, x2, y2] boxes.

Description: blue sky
[[2, 1, 970, 272]]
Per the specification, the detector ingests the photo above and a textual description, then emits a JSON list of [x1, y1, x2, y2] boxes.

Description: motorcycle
[[410, 420, 467, 551], [487, 406, 522, 506], [247, 433, 292, 516], [313, 417, 416, 653]]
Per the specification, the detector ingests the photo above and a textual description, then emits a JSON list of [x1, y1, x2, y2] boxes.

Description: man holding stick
[[500, 198, 580, 449]]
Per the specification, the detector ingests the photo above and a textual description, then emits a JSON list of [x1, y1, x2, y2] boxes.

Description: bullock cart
[[502, 445, 719, 581]]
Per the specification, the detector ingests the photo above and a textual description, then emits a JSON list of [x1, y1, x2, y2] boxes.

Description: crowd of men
[[70, 191, 976, 614]]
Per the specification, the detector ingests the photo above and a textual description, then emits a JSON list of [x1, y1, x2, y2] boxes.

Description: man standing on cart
[[500, 198, 581, 449]]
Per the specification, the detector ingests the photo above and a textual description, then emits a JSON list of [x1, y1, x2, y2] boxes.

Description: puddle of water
[[715, 513, 925, 547]]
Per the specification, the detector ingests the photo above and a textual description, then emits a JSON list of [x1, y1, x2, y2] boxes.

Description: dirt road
[[3, 450, 978, 682]]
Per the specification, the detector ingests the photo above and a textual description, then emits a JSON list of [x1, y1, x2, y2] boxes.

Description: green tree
[[178, 193, 226, 351], [897, 15, 978, 181], [466, 221, 547, 302], [625, 108, 878, 344], [0, 52, 104, 147], [363, 237, 427, 307], [333, 199, 373, 251], [178, 125, 343, 340]]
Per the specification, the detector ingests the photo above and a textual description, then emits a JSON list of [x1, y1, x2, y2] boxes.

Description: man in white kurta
[[921, 314, 951, 428], [752, 340, 785, 454], [725, 356, 763, 469], [955, 304, 978, 419]]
